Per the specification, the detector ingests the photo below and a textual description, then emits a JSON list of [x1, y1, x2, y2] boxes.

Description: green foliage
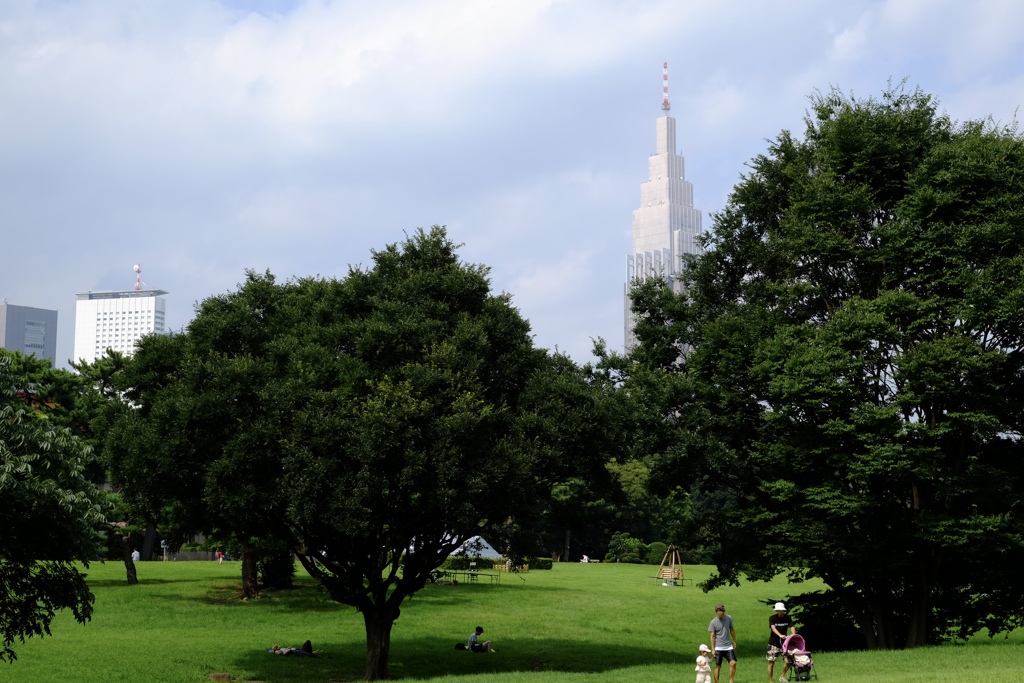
[[626, 84, 1024, 649], [440, 556, 484, 571], [644, 542, 668, 566], [256, 537, 296, 590], [108, 227, 549, 679], [604, 532, 645, 563], [592, 340, 703, 552], [436, 555, 556, 571], [0, 351, 109, 662], [510, 353, 623, 561], [527, 557, 553, 570], [788, 590, 864, 652]]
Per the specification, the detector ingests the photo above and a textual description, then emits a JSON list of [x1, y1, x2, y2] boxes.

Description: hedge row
[[603, 534, 710, 565]]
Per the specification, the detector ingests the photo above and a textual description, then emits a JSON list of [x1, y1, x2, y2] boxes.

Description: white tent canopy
[[450, 536, 501, 559]]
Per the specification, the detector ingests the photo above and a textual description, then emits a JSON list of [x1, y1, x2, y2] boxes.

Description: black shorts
[[470, 643, 485, 653], [715, 649, 737, 665]]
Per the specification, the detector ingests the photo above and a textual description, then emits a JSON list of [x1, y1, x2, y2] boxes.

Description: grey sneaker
[[779, 677, 788, 683]]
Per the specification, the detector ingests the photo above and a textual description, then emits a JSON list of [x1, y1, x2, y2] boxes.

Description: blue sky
[[2, 0, 1023, 367]]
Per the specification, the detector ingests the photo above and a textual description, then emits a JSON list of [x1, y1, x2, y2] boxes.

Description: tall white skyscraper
[[624, 63, 703, 351], [73, 288, 167, 364]]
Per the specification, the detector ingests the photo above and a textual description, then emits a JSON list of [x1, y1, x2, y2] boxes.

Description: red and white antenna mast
[[662, 61, 670, 112], [133, 264, 145, 291]]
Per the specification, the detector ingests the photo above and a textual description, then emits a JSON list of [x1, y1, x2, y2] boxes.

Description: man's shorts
[[766, 645, 783, 662], [715, 649, 737, 665]]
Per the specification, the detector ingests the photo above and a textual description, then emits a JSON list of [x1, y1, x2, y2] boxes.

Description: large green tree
[[110, 227, 549, 679], [48, 352, 141, 584], [628, 85, 1024, 648], [0, 351, 108, 662], [510, 351, 623, 561], [108, 318, 282, 597]]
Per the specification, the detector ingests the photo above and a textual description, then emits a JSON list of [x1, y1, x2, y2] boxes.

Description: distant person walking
[[767, 602, 795, 683], [216, 549, 224, 565], [131, 548, 141, 562], [709, 604, 738, 683], [468, 626, 495, 653]]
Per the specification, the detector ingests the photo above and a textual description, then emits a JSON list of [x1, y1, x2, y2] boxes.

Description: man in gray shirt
[[708, 603, 738, 683]]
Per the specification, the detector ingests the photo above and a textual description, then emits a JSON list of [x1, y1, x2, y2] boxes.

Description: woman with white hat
[[767, 602, 796, 683]]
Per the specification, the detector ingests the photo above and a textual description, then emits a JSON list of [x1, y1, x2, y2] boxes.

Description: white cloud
[[2, 0, 1023, 367]]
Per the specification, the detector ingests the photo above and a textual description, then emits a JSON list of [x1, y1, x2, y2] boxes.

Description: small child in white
[[695, 643, 712, 683]]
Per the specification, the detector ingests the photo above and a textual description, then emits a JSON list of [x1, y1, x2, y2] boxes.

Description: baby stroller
[[782, 634, 817, 681]]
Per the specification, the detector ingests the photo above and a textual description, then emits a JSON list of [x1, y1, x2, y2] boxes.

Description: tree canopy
[[109, 227, 553, 679], [0, 351, 108, 662], [627, 85, 1024, 648]]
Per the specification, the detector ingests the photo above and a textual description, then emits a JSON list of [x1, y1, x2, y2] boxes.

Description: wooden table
[[439, 570, 500, 585]]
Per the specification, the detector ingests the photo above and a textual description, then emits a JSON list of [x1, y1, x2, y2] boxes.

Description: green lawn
[[5, 560, 1023, 682]]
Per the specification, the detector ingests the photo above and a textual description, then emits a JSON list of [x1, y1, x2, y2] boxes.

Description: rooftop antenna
[[133, 264, 149, 291], [662, 61, 670, 112]]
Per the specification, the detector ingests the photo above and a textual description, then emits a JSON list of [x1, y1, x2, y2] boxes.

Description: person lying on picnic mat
[[267, 640, 316, 656]]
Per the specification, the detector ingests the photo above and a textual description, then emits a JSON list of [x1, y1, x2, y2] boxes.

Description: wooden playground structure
[[647, 544, 692, 586]]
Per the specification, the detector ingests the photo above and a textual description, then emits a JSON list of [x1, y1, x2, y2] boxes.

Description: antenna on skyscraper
[[662, 62, 670, 112], [133, 264, 149, 291]]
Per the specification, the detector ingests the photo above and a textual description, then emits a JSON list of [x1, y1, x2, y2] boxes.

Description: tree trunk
[[905, 589, 929, 648], [141, 528, 157, 560], [835, 582, 880, 649], [241, 541, 259, 598], [869, 593, 895, 649], [905, 552, 940, 648], [120, 533, 138, 585], [362, 604, 398, 681], [832, 580, 895, 650], [563, 529, 571, 563]]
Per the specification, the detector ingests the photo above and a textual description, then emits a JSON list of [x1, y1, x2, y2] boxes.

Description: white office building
[[73, 289, 168, 364], [624, 65, 703, 351]]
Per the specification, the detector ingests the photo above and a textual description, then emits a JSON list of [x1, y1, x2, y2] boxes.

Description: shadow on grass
[[141, 584, 342, 611], [147, 579, 540, 611], [84, 577, 191, 588], [228, 636, 680, 682]]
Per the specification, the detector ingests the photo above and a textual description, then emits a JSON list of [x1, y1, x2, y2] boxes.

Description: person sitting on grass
[[468, 626, 496, 653]]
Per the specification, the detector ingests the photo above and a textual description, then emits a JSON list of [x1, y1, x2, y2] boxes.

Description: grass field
[[5, 560, 1024, 682]]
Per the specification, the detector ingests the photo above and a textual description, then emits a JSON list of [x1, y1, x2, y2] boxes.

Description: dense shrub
[[605, 532, 645, 563], [645, 542, 668, 565], [439, 555, 553, 571], [788, 591, 863, 652], [440, 556, 489, 571], [257, 538, 296, 589], [681, 545, 716, 565]]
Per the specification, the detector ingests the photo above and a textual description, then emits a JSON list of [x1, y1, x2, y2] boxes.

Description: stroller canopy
[[783, 634, 807, 654]]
